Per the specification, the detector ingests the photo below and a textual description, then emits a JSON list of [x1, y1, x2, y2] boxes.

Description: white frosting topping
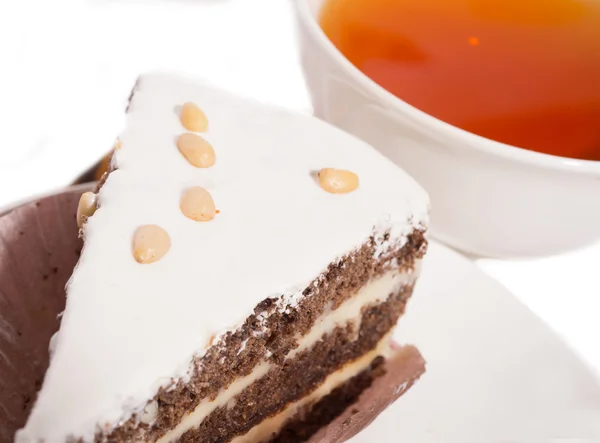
[[17, 72, 428, 443]]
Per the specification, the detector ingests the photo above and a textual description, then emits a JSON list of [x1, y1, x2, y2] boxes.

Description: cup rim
[[295, 0, 600, 176]]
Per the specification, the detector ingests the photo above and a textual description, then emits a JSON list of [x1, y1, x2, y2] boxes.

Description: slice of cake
[[16, 73, 429, 443]]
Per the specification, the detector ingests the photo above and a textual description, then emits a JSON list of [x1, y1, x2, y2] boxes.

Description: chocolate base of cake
[[304, 345, 425, 443], [270, 356, 387, 443]]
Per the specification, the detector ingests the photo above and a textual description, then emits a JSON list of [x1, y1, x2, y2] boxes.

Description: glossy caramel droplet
[[180, 187, 216, 221], [77, 192, 98, 228], [177, 133, 216, 168], [318, 168, 359, 194], [180, 102, 208, 132], [133, 225, 171, 264]]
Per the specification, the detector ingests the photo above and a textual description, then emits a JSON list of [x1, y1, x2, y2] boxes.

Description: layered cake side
[[108, 231, 426, 443], [16, 73, 429, 443]]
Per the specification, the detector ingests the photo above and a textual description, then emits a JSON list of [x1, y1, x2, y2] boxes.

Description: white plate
[[352, 241, 600, 442]]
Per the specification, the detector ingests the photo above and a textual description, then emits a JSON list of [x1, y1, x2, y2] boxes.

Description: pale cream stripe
[[231, 334, 393, 443], [288, 262, 420, 359], [155, 363, 272, 443]]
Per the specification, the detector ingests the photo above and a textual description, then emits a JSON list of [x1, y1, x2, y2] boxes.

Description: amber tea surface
[[320, 0, 600, 160]]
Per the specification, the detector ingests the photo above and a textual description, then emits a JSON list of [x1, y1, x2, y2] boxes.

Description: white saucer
[[352, 241, 600, 442]]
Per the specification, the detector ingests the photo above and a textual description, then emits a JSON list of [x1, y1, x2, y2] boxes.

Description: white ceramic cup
[[293, 0, 600, 258]]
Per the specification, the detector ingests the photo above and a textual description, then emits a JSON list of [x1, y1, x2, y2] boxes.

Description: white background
[[0, 0, 598, 374]]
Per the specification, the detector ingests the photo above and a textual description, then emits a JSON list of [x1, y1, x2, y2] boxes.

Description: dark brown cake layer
[[101, 229, 426, 443], [305, 345, 425, 443], [271, 356, 386, 443], [267, 344, 426, 443]]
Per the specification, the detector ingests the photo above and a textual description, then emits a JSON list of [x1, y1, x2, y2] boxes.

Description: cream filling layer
[[154, 363, 270, 443], [231, 334, 393, 443], [151, 266, 418, 442], [288, 262, 420, 359]]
